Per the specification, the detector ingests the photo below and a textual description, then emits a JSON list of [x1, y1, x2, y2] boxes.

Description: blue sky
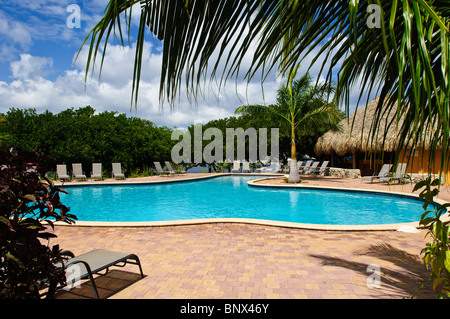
[[0, 1, 371, 129]]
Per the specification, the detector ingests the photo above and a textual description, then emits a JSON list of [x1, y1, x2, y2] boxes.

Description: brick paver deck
[[50, 174, 446, 299], [52, 223, 438, 299]]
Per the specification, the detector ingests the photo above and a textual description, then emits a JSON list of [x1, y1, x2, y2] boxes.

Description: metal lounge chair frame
[[72, 163, 87, 181], [112, 163, 125, 179], [91, 163, 103, 180], [48, 249, 144, 299], [380, 163, 412, 184], [260, 162, 282, 173], [56, 164, 70, 181], [310, 161, 329, 175], [165, 161, 185, 175], [231, 160, 241, 173], [154, 161, 174, 176], [304, 161, 320, 175], [298, 160, 312, 174], [242, 161, 251, 173], [361, 164, 393, 184]]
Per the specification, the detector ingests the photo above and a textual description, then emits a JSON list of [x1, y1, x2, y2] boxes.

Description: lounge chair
[[231, 160, 241, 173], [154, 162, 173, 176], [112, 163, 125, 179], [255, 165, 264, 173], [242, 161, 251, 173], [380, 163, 412, 184], [260, 162, 282, 173], [45, 249, 144, 299], [91, 163, 103, 180], [310, 161, 329, 175], [72, 163, 87, 181], [165, 161, 186, 175], [56, 164, 70, 181], [304, 161, 320, 175], [298, 160, 312, 174], [361, 164, 392, 184]]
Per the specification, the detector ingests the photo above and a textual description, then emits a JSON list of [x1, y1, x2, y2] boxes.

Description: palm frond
[[82, 0, 450, 177]]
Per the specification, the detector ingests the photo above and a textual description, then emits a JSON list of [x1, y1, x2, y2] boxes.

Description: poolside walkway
[[50, 173, 448, 299]]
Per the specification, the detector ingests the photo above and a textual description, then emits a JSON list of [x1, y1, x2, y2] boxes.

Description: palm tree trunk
[[288, 126, 300, 183]]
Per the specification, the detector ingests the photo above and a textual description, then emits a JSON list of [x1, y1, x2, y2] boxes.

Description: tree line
[[1, 106, 174, 177], [1, 95, 342, 176]]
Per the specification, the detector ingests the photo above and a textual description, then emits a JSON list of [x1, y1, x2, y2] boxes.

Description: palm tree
[[236, 69, 342, 182], [81, 1, 450, 177]]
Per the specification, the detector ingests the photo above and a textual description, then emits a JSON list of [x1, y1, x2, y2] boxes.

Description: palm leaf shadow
[[310, 243, 438, 298]]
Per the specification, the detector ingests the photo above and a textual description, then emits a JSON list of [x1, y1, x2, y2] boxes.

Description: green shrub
[[0, 149, 76, 298], [415, 177, 450, 298]]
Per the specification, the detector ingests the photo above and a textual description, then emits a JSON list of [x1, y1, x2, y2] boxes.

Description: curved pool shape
[[60, 175, 426, 226]]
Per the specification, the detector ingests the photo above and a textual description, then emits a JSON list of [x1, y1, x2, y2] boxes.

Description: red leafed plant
[[0, 148, 76, 298]]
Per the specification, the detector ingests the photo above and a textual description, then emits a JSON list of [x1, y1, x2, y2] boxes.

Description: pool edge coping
[[54, 175, 447, 232]]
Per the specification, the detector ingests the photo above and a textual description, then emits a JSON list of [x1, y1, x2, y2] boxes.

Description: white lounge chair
[[42, 249, 144, 299], [165, 161, 185, 175], [361, 164, 392, 183], [72, 163, 87, 181], [261, 162, 282, 173], [154, 162, 172, 176], [380, 163, 411, 184], [242, 161, 251, 173], [91, 163, 103, 180], [112, 163, 125, 179], [311, 161, 329, 175], [299, 160, 312, 174], [274, 162, 283, 173], [304, 161, 320, 175], [56, 164, 70, 181], [231, 160, 241, 173]]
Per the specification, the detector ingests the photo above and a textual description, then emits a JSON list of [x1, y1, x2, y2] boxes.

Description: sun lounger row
[[56, 163, 125, 181], [231, 160, 284, 173], [361, 163, 412, 184], [153, 161, 186, 176], [298, 160, 329, 175], [232, 160, 252, 173]]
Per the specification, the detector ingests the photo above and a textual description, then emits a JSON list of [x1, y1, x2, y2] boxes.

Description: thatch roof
[[315, 96, 404, 156]]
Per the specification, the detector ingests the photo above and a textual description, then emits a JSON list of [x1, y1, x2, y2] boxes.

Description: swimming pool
[[60, 175, 426, 226]]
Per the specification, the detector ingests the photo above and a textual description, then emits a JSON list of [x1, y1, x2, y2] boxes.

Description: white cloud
[[0, 11, 32, 49], [0, 10, 374, 130], [0, 41, 280, 128], [5, 0, 71, 13], [10, 54, 53, 80]]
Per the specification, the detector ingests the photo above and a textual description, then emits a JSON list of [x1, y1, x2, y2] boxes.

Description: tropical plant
[[0, 149, 76, 298], [81, 1, 450, 180], [236, 70, 342, 182], [415, 177, 450, 298]]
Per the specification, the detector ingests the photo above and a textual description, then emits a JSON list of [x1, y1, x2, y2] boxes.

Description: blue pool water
[[60, 176, 425, 225]]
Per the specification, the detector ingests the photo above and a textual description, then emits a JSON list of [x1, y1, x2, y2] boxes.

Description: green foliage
[[4, 106, 175, 176], [82, 0, 450, 182], [0, 149, 76, 298], [414, 177, 450, 298], [0, 114, 11, 151], [235, 72, 344, 160]]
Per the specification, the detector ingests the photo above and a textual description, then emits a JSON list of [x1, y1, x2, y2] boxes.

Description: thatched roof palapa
[[314, 97, 404, 156]]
